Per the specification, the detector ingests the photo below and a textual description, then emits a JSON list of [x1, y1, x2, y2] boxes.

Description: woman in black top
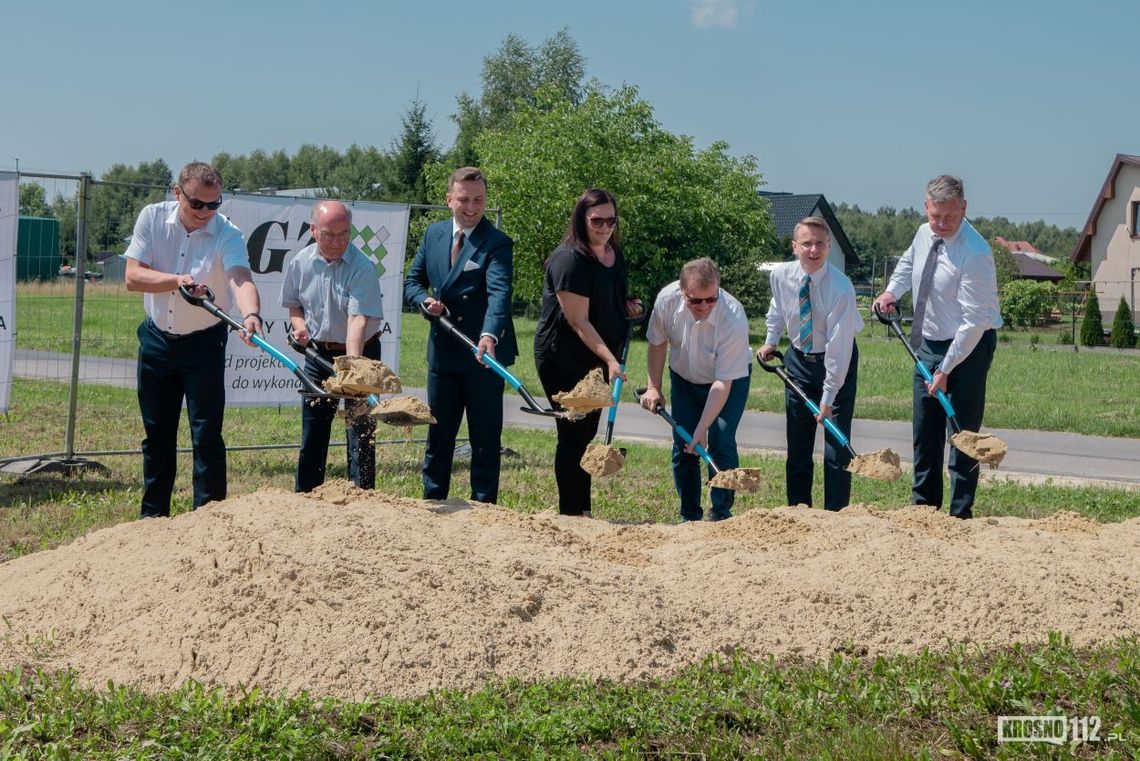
[[534, 188, 643, 516]]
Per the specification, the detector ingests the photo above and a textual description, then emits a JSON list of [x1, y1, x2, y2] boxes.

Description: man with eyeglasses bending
[[281, 200, 384, 493], [640, 257, 752, 522], [758, 216, 862, 511], [124, 161, 261, 518]]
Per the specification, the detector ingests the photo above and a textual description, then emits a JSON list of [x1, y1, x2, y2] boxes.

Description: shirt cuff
[[479, 332, 498, 345]]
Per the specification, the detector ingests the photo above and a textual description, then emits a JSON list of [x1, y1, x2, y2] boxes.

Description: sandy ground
[[0, 486, 1137, 700]]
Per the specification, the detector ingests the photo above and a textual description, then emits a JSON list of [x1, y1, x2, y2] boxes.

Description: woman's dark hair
[[560, 188, 623, 261]]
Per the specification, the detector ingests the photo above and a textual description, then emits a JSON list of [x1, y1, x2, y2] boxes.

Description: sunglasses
[[179, 185, 223, 211], [686, 295, 719, 306], [587, 216, 618, 229]]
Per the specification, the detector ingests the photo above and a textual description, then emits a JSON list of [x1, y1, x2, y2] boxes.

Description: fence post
[[64, 172, 92, 460]]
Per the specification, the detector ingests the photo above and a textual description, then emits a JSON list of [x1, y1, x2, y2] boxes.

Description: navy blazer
[[404, 217, 518, 372]]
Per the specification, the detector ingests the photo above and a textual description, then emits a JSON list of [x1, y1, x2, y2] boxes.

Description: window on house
[[1133, 201, 1140, 237]]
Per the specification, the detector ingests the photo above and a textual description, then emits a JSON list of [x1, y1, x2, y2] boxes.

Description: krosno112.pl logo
[[998, 715, 1119, 745]]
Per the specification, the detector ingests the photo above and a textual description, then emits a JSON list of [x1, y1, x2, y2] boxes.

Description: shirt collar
[[452, 219, 475, 239], [164, 202, 218, 237]]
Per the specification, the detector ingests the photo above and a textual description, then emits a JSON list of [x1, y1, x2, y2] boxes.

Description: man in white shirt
[[873, 175, 1001, 519], [280, 200, 384, 493], [759, 216, 863, 511], [124, 162, 261, 518], [641, 258, 752, 522]]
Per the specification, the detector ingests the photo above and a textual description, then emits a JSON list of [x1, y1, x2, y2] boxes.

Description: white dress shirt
[[123, 201, 249, 334], [646, 281, 751, 385], [765, 261, 863, 408], [886, 219, 1002, 374]]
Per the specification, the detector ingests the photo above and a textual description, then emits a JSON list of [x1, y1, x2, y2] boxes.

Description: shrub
[[1109, 296, 1136, 348], [1058, 330, 1073, 345], [1000, 280, 1056, 328], [1080, 291, 1105, 346]]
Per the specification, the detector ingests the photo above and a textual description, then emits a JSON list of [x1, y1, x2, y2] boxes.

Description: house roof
[[994, 236, 1041, 254], [1011, 252, 1063, 281], [1070, 153, 1140, 262], [757, 191, 860, 266]]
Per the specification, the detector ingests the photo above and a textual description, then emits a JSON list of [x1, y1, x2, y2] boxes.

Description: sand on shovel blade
[[581, 442, 625, 477], [846, 448, 902, 481], [950, 431, 1007, 467], [708, 468, 761, 491]]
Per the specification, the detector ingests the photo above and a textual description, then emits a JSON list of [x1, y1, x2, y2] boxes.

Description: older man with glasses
[[281, 200, 384, 493], [124, 161, 261, 518], [640, 257, 752, 522], [759, 216, 863, 511]]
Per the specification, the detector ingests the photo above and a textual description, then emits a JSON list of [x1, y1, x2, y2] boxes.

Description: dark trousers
[[423, 363, 505, 503], [296, 340, 382, 493], [670, 367, 752, 521], [784, 343, 859, 511], [536, 357, 603, 516], [912, 329, 996, 519], [136, 319, 229, 518]]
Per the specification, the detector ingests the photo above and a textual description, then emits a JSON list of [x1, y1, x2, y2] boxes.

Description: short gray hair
[[679, 257, 720, 291], [311, 199, 352, 225], [926, 175, 964, 203]]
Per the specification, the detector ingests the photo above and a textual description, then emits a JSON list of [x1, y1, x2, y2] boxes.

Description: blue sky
[[2, 0, 1137, 232]]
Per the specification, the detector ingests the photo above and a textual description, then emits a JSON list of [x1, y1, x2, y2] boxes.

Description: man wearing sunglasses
[[759, 216, 862, 511], [124, 161, 261, 518], [640, 257, 752, 522], [281, 200, 383, 493]]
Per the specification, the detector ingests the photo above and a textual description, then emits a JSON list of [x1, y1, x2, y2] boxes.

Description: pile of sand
[[950, 431, 1008, 467], [0, 488, 1136, 701], [580, 442, 625, 477], [847, 448, 902, 481], [553, 368, 612, 412], [324, 357, 401, 396]]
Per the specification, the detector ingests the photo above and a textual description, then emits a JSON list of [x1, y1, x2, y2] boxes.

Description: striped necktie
[[909, 236, 942, 349], [451, 231, 465, 267], [798, 274, 813, 353]]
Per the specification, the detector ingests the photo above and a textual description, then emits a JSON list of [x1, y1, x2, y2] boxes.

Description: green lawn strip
[[0, 634, 1135, 757]]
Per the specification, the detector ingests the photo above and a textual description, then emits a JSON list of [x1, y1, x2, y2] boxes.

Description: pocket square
[[462, 259, 481, 272]]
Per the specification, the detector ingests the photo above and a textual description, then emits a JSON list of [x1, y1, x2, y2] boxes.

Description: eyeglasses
[[686, 295, 719, 306], [794, 239, 829, 250], [178, 185, 223, 211], [587, 216, 618, 229], [317, 229, 351, 241]]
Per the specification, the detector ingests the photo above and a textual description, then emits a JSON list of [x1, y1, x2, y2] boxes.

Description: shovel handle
[[757, 349, 856, 455], [633, 387, 720, 473], [873, 305, 960, 429]]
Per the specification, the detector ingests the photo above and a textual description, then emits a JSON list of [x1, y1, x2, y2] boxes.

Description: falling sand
[[0, 488, 1136, 701]]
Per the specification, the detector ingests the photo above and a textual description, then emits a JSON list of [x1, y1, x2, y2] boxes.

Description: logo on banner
[[245, 219, 391, 277]]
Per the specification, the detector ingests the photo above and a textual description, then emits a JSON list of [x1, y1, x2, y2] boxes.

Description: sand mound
[[847, 448, 902, 481], [553, 368, 612, 412], [324, 356, 401, 396], [950, 431, 1007, 467], [0, 492, 1137, 701], [580, 442, 625, 477]]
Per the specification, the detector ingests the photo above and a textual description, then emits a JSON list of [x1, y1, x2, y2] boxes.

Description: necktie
[[451, 231, 465, 267], [910, 236, 942, 349], [798, 274, 813, 353]]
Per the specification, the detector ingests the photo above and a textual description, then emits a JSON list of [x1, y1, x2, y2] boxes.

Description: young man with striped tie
[[758, 216, 863, 511]]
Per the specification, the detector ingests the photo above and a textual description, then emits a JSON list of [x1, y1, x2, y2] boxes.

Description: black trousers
[[296, 339, 382, 493], [783, 343, 858, 511], [423, 363, 505, 503], [136, 319, 229, 518], [912, 329, 997, 519], [536, 356, 602, 516]]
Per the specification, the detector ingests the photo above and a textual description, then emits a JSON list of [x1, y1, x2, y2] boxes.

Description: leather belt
[[793, 347, 827, 363], [314, 333, 380, 353]]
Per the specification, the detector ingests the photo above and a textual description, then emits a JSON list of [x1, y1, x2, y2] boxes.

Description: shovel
[[757, 349, 900, 481], [873, 304, 1006, 467], [633, 387, 760, 492], [418, 301, 559, 418], [286, 330, 381, 407], [581, 317, 640, 478], [179, 285, 328, 398]]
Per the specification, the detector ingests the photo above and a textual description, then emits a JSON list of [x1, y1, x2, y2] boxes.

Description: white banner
[[212, 194, 410, 406], [0, 172, 17, 413]]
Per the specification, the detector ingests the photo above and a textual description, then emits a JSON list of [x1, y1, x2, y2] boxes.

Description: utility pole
[[11, 157, 17, 174]]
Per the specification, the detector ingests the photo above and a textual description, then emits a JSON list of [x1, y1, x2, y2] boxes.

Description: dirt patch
[[708, 467, 761, 491], [369, 396, 436, 427], [553, 368, 612, 412], [1035, 510, 1101, 536], [0, 493, 1136, 701], [950, 431, 1007, 467], [847, 448, 902, 481], [324, 356, 401, 396], [580, 443, 625, 477]]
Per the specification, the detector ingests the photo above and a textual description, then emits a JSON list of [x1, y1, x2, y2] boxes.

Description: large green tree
[[470, 86, 775, 312], [18, 183, 54, 218], [390, 97, 439, 205], [88, 160, 171, 256]]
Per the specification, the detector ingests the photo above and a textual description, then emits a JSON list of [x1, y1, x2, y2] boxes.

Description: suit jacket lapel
[[441, 218, 484, 293]]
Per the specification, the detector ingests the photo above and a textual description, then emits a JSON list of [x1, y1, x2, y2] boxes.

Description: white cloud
[[692, 0, 738, 28]]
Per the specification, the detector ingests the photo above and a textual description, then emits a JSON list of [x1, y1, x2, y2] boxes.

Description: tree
[[471, 85, 775, 313], [1109, 296, 1135, 348], [18, 183, 54, 217], [389, 97, 439, 205], [990, 239, 1020, 292], [88, 160, 171, 255], [1000, 280, 1055, 328], [1080, 291, 1105, 346]]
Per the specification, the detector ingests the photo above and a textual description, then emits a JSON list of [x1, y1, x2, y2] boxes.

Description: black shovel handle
[[872, 303, 961, 432], [633, 387, 721, 474], [757, 350, 858, 458], [286, 329, 336, 375]]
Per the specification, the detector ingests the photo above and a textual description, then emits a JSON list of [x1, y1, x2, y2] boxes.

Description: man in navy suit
[[404, 167, 517, 503]]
